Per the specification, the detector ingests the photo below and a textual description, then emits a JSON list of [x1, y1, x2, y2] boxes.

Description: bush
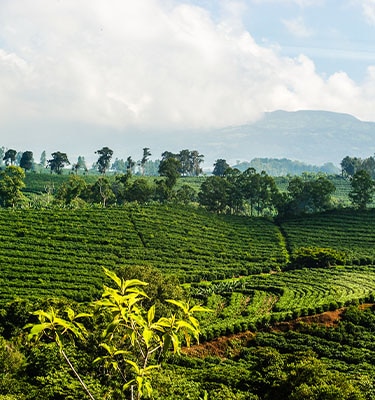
[[289, 247, 348, 269]]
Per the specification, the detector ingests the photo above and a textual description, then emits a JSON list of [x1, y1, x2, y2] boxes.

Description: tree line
[[0, 147, 375, 214], [0, 147, 204, 177]]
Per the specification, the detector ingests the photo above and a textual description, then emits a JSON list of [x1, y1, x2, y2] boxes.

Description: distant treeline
[[234, 158, 340, 176]]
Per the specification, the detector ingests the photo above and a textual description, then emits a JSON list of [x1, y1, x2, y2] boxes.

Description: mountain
[[206, 110, 375, 167]]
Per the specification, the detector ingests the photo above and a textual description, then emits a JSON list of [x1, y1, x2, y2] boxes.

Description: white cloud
[[0, 0, 374, 143], [282, 16, 314, 37], [361, 0, 375, 24]]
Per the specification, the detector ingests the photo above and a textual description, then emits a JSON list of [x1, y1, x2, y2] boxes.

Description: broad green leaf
[[122, 379, 136, 392], [165, 299, 188, 313], [176, 320, 196, 332], [123, 279, 148, 290], [99, 342, 114, 355], [102, 319, 120, 338], [142, 327, 154, 348], [27, 322, 51, 339], [103, 267, 122, 289], [66, 307, 75, 321], [124, 359, 140, 374], [147, 305, 155, 325], [189, 305, 212, 313], [74, 312, 92, 319]]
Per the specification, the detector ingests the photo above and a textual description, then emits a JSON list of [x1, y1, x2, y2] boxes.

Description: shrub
[[289, 247, 348, 269]]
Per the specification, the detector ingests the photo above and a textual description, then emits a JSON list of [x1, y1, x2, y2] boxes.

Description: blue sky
[[0, 0, 375, 164]]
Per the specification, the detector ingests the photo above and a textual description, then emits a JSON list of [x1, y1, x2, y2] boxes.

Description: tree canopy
[[47, 152, 70, 174]]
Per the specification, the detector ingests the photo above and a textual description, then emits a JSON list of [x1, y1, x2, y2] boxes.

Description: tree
[[111, 158, 127, 173], [224, 168, 244, 214], [47, 152, 70, 174], [95, 147, 113, 174], [0, 147, 4, 167], [340, 156, 362, 178], [19, 151, 34, 172], [349, 170, 375, 210], [72, 156, 88, 175], [27, 268, 208, 399], [39, 150, 47, 168], [125, 178, 154, 204], [283, 174, 335, 215], [3, 149, 17, 166], [189, 150, 204, 176], [56, 175, 87, 206], [87, 177, 115, 207], [213, 159, 230, 177], [140, 148, 151, 176], [158, 157, 181, 189], [198, 176, 229, 213], [0, 166, 26, 207], [126, 156, 136, 176]]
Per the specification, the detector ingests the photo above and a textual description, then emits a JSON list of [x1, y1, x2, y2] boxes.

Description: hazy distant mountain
[[208, 110, 375, 167], [232, 158, 340, 176]]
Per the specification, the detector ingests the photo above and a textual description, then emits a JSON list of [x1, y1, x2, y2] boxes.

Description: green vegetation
[[1, 164, 375, 398]]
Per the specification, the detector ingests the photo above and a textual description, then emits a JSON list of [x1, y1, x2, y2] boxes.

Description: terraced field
[[280, 209, 375, 264], [0, 205, 286, 302]]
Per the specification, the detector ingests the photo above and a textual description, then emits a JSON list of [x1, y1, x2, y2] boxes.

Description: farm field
[[0, 204, 286, 302], [1, 205, 375, 314], [1, 204, 375, 398]]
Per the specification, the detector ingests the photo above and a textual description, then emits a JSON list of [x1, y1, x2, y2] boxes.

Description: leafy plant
[[26, 267, 210, 399]]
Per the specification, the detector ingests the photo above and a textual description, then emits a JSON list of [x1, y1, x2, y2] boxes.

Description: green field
[[2, 203, 375, 398], [1, 205, 375, 309]]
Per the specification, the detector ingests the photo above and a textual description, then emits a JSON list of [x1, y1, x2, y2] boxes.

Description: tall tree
[[198, 176, 229, 213], [213, 159, 230, 177], [0, 147, 5, 167], [126, 156, 136, 176], [283, 174, 335, 215], [87, 176, 115, 207], [95, 147, 113, 174], [349, 170, 375, 210], [72, 156, 88, 175], [158, 157, 181, 189], [190, 150, 204, 176], [140, 147, 151, 176], [0, 166, 26, 207], [47, 152, 70, 174], [3, 149, 17, 166], [39, 150, 47, 168], [19, 151, 34, 172]]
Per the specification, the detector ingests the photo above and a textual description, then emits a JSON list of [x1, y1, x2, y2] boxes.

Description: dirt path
[[184, 306, 373, 359]]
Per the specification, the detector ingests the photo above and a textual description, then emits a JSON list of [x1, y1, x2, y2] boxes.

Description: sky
[[1, 0, 375, 166]]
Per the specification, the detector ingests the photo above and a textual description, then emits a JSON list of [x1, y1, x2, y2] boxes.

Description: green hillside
[[2, 205, 375, 398], [1, 205, 375, 307], [0, 205, 286, 302]]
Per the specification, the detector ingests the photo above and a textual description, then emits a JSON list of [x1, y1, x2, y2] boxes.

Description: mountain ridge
[[209, 110, 375, 167]]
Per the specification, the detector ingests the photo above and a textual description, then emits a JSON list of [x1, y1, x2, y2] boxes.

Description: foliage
[[26, 267, 209, 399], [19, 151, 34, 172], [3, 149, 17, 166], [47, 152, 70, 174], [289, 247, 348, 269], [95, 147, 113, 175], [55, 175, 87, 206], [0, 166, 26, 207], [349, 170, 375, 209], [279, 174, 336, 215], [158, 157, 181, 189], [212, 159, 230, 177]]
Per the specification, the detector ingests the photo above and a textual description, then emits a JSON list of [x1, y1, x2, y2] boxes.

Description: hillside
[[1, 205, 375, 304], [2, 205, 375, 398]]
